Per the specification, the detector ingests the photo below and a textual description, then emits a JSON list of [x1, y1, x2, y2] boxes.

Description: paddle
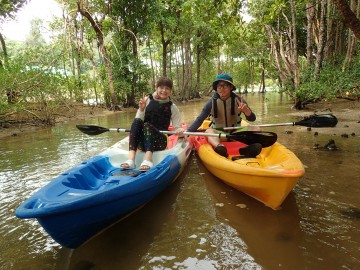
[[76, 125, 277, 147], [223, 114, 338, 130]]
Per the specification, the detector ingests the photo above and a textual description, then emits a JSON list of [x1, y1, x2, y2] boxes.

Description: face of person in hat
[[212, 74, 236, 100]]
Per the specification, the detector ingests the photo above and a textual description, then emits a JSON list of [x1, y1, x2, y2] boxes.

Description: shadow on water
[[195, 156, 305, 269], [57, 156, 193, 270]]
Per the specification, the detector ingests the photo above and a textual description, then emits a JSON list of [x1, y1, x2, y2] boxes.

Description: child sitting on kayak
[[187, 73, 260, 158], [121, 77, 184, 171]]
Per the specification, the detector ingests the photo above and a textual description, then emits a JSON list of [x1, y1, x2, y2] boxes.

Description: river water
[[1, 92, 359, 270]]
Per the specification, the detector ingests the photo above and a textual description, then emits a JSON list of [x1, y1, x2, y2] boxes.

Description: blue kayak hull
[[16, 136, 192, 248]]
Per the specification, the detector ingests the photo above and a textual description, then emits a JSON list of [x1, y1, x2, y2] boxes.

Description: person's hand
[[139, 93, 149, 112], [236, 96, 251, 116], [175, 127, 184, 136]]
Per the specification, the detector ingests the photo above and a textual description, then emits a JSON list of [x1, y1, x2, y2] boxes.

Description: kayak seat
[[62, 156, 115, 190], [222, 141, 247, 156], [167, 122, 188, 149]]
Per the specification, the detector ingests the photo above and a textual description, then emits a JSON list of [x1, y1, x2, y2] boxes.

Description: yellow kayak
[[194, 125, 305, 209]]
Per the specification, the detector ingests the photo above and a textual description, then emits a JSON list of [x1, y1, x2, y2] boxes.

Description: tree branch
[[333, 0, 360, 39]]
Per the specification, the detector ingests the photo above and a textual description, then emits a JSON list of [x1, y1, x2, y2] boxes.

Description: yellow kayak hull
[[194, 136, 305, 209]]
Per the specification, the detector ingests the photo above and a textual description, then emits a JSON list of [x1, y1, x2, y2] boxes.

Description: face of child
[[216, 81, 233, 100], [156, 85, 172, 100]]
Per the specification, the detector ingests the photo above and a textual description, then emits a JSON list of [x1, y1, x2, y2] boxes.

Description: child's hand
[[175, 128, 184, 136], [236, 96, 251, 116], [139, 93, 149, 111]]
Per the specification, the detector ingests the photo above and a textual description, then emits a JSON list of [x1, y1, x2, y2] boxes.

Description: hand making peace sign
[[139, 92, 149, 112], [236, 96, 251, 117]]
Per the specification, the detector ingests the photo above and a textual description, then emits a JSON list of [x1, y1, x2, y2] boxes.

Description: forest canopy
[[1, 0, 360, 126]]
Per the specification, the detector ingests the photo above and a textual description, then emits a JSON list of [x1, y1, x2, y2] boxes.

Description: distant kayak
[[193, 123, 305, 209], [15, 127, 193, 249]]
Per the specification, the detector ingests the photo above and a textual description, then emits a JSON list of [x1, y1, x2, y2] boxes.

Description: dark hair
[[156, 77, 173, 89]]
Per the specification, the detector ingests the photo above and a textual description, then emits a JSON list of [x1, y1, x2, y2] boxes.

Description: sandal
[[139, 160, 153, 171], [120, 160, 135, 170]]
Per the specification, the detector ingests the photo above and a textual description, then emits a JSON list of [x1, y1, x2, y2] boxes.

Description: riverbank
[[289, 98, 360, 137], [1, 98, 359, 139], [0, 103, 128, 139]]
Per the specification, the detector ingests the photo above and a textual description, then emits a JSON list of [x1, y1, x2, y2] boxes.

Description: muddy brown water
[[1, 92, 359, 269]]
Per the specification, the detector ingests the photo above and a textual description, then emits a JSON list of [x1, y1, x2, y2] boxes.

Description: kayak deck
[[194, 135, 305, 209], [15, 129, 193, 248]]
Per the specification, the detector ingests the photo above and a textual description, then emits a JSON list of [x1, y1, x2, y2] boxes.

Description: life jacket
[[144, 95, 172, 130], [210, 92, 241, 128]]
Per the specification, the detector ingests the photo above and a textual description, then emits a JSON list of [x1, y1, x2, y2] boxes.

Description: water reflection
[[197, 157, 304, 269]]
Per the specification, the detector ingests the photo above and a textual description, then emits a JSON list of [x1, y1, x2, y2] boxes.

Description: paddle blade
[[295, 114, 338, 127], [76, 125, 110, 135], [229, 131, 277, 148]]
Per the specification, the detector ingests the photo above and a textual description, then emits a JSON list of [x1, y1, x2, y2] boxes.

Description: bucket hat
[[212, 74, 236, 90]]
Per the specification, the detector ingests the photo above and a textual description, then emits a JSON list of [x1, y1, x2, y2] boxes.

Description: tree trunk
[[324, 0, 335, 62], [194, 40, 201, 99], [73, 18, 83, 103], [249, 60, 254, 92], [160, 24, 171, 77], [181, 43, 185, 97], [0, 32, 8, 68], [182, 38, 192, 101], [147, 40, 156, 89], [259, 59, 266, 93], [217, 45, 221, 73], [127, 30, 138, 107], [175, 44, 181, 96], [169, 43, 173, 81], [86, 40, 101, 105], [289, 0, 300, 86], [276, 16, 293, 79], [342, 0, 358, 71], [314, 0, 326, 80], [265, 25, 291, 87], [77, 2, 119, 110], [306, 2, 315, 68], [333, 0, 360, 39]]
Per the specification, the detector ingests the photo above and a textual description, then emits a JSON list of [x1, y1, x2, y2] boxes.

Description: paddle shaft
[[223, 114, 338, 130], [108, 128, 237, 139], [223, 122, 296, 130], [76, 125, 277, 147]]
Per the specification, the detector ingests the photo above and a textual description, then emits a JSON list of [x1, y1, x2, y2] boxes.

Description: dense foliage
[[0, 0, 359, 125], [0, 0, 27, 20]]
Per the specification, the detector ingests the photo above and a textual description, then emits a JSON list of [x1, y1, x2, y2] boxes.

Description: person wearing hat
[[187, 73, 258, 157]]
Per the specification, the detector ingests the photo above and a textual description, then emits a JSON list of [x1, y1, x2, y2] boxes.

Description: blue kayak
[[15, 133, 193, 249]]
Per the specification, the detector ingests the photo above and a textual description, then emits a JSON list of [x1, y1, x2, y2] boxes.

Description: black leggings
[[129, 118, 167, 152]]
